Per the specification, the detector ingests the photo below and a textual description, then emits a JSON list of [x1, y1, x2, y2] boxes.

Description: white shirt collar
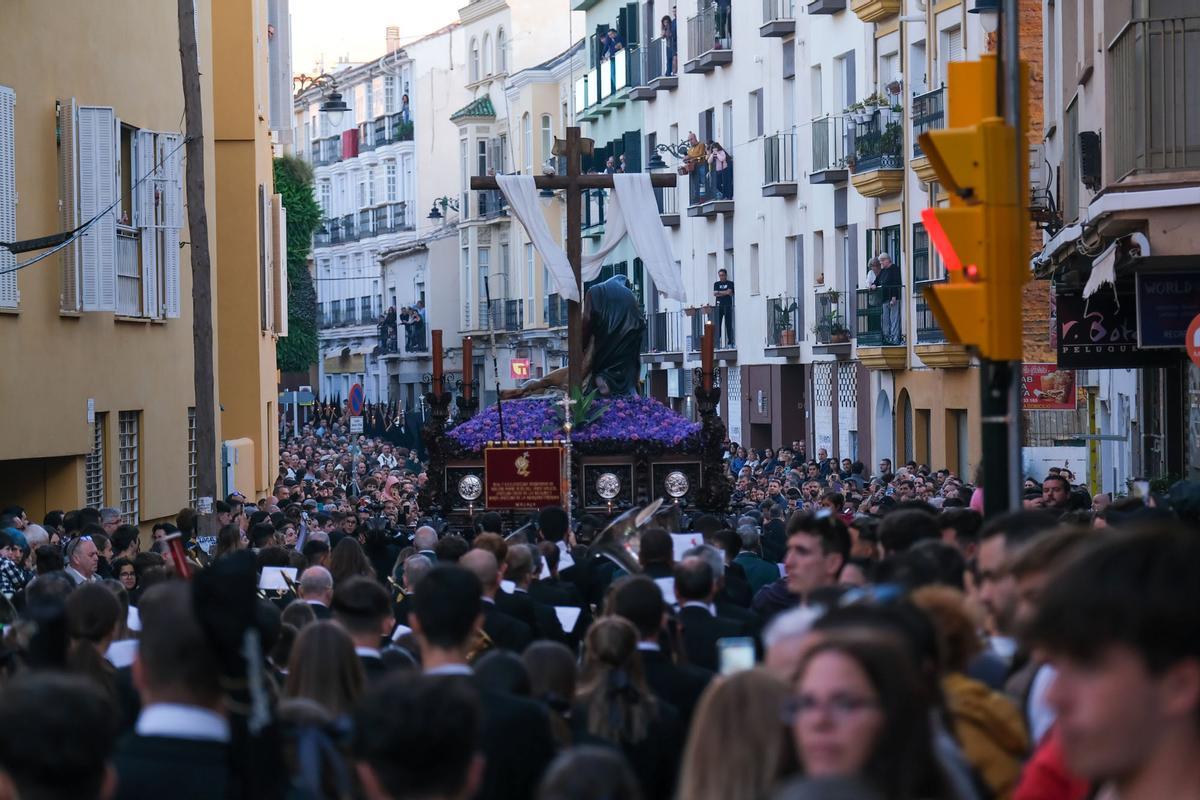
[[355, 646, 382, 659], [305, 599, 328, 608], [481, 595, 496, 605], [425, 663, 473, 677], [65, 566, 97, 584], [681, 601, 717, 616], [136, 703, 230, 743], [636, 641, 661, 652], [556, 541, 575, 569]]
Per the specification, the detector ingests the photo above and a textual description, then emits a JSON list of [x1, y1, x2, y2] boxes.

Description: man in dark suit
[[409, 565, 556, 800], [761, 504, 788, 564], [504, 544, 566, 643], [113, 582, 231, 800], [684, 542, 763, 639], [609, 575, 712, 727], [332, 576, 399, 684], [460, 548, 534, 652], [530, 542, 592, 647], [674, 556, 750, 671], [537, 506, 588, 593], [638, 527, 677, 580], [296, 565, 334, 620]]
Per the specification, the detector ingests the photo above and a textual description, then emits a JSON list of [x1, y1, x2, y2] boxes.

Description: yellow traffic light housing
[[918, 56, 1029, 362]]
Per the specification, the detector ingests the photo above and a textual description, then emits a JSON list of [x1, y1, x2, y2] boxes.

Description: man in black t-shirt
[[713, 269, 734, 347]]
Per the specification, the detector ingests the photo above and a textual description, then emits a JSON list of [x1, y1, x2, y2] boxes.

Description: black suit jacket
[[718, 568, 754, 608], [677, 605, 748, 671], [569, 697, 684, 800], [114, 735, 230, 800], [359, 653, 397, 685], [303, 600, 332, 620], [482, 601, 534, 652], [513, 588, 567, 643], [495, 589, 540, 632], [762, 520, 787, 564], [639, 646, 713, 728]]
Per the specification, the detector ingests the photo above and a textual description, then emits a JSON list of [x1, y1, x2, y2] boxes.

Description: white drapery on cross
[[495, 173, 687, 304]]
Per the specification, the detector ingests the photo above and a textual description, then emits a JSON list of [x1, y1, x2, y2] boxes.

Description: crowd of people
[[1, 413, 1198, 800], [379, 302, 427, 354]]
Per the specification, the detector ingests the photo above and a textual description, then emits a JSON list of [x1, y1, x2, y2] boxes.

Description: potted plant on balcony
[[775, 301, 798, 346], [845, 101, 870, 125], [830, 317, 851, 343]]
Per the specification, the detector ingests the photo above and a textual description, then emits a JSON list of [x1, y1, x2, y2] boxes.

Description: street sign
[[1188, 313, 1200, 368], [349, 416, 364, 434], [510, 358, 530, 380], [348, 383, 365, 416], [278, 390, 316, 406]]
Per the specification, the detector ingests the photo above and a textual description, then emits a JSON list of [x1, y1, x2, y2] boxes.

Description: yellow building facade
[[0, 0, 284, 525]]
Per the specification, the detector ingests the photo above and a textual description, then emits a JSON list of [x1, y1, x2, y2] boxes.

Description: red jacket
[[1013, 726, 1090, 800]]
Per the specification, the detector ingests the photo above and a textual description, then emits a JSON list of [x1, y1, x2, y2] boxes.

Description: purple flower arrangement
[[446, 394, 701, 457]]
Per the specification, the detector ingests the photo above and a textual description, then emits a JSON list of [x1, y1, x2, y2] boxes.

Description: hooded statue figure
[[583, 275, 645, 396]]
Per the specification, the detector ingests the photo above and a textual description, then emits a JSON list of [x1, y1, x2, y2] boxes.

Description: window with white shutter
[[85, 413, 106, 509], [58, 99, 80, 311], [133, 129, 158, 318], [155, 132, 183, 319], [0, 86, 17, 308], [77, 105, 118, 312], [272, 193, 288, 336]]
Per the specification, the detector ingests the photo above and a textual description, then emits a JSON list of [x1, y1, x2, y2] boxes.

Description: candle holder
[[421, 372, 448, 399], [455, 378, 480, 420]]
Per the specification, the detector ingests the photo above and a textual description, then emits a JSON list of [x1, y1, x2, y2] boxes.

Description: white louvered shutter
[[272, 195, 288, 336], [260, 185, 273, 331], [159, 133, 183, 318], [0, 86, 17, 308], [59, 99, 80, 311], [135, 130, 159, 318], [77, 106, 117, 311]]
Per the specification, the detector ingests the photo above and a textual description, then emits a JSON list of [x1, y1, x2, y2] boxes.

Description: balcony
[[544, 294, 569, 328], [765, 296, 801, 355], [813, 289, 853, 356], [656, 183, 680, 227], [339, 214, 357, 242], [502, 298, 525, 332], [761, 0, 796, 37], [849, 108, 904, 197], [911, 280, 971, 367], [477, 189, 508, 220], [686, 163, 735, 217], [582, 188, 607, 238], [855, 285, 907, 370], [370, 202, 414, 236], [116, 226, 141, 317], [311, 135, 341, 167], [808, 0, 846, 13], [1108, 17, 1200, 180], [575, 47, 640, 116], [642, 310, 686, 361], [686, 308, 735, 354], [358, 209, 373, 239], [850, 0, 901, 23], [684, 6, 733, 74], [762, 132, 798, 197], [636, 36, 678, 97], [810, 116, 849, 184], [910, 87, 944, 182]]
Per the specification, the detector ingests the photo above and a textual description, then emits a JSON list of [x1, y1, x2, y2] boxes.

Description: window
[[522, 113, 532, 174], [470, 39, 480, 83], [357, 172, 368, 208], [319, 180, 332, 216], [540, 115, 553, 167], [813, 230, 825, 284], [366, 167, 376, 206], [118, 411, 140, 525], [500, 243, 511, 297], [365, 80, 375, 120], [483, 33, 493, 76], [525, 243, 535, 306], [343, 298, 355, 324], [940, 26, 962, 85], [462, 245, 472, 328], [478, 248, 490, 304], [386, 162, 397, 202], [384, 75, 397, 113], [460, 139, 469, 215], [361, 296, 371, 322], [749, 89, 764, 138], [187, 407, 197, 507], [750, 243, 761, 295], [477, 139, 488, 177], [834, 51, 856, 109], [722, 101, 733, 144], [497, 28, 507, 73], [1063, 99, 1079, 221], [86, 414, 106, 509]]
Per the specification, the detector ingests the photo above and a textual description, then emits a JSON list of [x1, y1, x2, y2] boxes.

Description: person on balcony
[[708, 142, 732, 200], [685, 132, 708, 203], [865, 256, 881, 288], [714, 0, 732, 48], [876, 252, 902, 345], [601, 28, 624, 60], [661, 13, 677, 77], [399, 93, 411, 125], [713, 268, 735, 348], [380, 306, 397, 352]]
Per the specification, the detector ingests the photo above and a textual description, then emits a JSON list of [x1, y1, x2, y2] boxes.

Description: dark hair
[[433, 534, 470, 564], [329, 537, 375, 585], [538, 541, 560, 574], [938, 509, 982, 545], [412, 566, 483, 649], [0, 672, 117, 800], [798, 631, 950, 800], [301, 539, 330, 564], [538, 746, 644, 800], [673, 557, 714, 602], [249, 522, 277, 549], [877, 509, 942, 555], [978, 510, 1057, 549], [256, 545, 290, 570], [476, 511, 504, 536], [137, 582, 223, 705], [523, 640, 577, 714], [638, 527, 673, 566], [474, 650, 532, 696], [332, 576, 393, 636], [42, 510, 65, 530], [65, 584, 121, 700], [1028, 526, 1200, 675], [608, 576, 665, 639], [35, 544, 65, 574], [785, 512, 851, 567], [1042, 474, 1071, 492], [711, 528, 742, 560], [538, 506, 570, 542], [111, 524, 140, 555], [353, 675, 481, 800], [214, 524, 243, 559]]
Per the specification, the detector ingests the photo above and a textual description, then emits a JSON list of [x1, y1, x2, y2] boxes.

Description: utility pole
[[178, 0, 218, 536]]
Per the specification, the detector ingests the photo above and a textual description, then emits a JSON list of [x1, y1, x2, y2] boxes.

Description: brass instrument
[[587, 498, 666, 575], [467, 626, 496, 664], [387, 575, 408, 604]]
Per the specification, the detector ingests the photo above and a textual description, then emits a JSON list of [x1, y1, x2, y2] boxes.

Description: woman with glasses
[[790, 631, 955, 800], [111, 556, 138, 598]]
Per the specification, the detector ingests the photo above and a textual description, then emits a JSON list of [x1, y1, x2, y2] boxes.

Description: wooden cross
[[470, 127, 677, 393]]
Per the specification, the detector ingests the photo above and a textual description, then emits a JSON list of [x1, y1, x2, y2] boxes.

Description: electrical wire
[[0, 134, 190, 276]]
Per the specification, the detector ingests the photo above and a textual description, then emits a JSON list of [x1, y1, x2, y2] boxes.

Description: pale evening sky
[[289, 0, 460, 76]]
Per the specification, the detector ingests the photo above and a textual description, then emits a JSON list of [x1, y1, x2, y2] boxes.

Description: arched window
[[540, 114, 553, 167], [470, 38, 480, 83], [482, 33, 493, 76], [496, 28, 508, 73], [522, 113, 532, 174]]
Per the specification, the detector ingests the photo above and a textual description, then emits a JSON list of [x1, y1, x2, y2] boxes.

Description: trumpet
[[467, 627, 495, 664]]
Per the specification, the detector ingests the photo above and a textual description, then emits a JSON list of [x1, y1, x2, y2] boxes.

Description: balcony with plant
[[910, 86, 944, 182], [847, 97, 905, 197], [767, 297, 800, 348], [812, 289, 851, 348]]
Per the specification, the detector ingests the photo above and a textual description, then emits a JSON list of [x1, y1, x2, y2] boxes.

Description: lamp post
[[294, 73, 349, 128], [427, 196, 460, 221]]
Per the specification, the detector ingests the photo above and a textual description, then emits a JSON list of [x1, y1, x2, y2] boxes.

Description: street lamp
[[428, 196, 459, 221], [294, 73, 349, 128], [647, 142, 689, 171], [969, 0, 1001, 34]]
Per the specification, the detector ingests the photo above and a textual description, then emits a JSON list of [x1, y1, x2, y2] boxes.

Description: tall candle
[[431, 329, 444, 397], [462, 336, 473, 401], [702, 320, 714, 392]]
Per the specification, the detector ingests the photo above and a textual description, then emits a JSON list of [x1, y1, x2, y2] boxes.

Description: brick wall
[[1021, 0, 1050, 363]]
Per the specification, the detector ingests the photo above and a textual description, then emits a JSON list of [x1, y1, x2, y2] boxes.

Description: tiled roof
[[450, 95, 495, 122]]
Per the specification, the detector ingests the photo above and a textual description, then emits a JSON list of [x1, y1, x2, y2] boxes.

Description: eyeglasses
[[782, 693, 881, 722], [65, 535, 93, 557]]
